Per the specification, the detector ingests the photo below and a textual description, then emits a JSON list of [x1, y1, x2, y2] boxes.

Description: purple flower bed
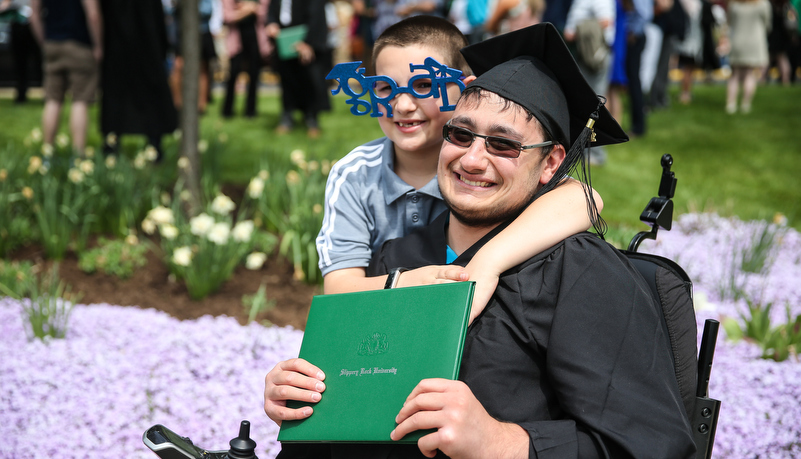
[[0, 300, 302, 459], [1, 213, 799, 458], [640, 213, 801, 457]]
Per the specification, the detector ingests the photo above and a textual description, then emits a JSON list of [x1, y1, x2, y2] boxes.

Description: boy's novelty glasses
[[442, 124, 555, 159]]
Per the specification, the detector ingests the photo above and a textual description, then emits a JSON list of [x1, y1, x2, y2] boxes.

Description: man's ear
[[462, 75, 477, 85], [539, 144, 566, 185]]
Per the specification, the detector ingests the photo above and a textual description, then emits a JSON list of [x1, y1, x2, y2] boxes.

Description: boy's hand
[[390, 378, 528, 459], [463, 265, 501, 324], [396, 265, 468, 288], [264, 358, 326, 426]]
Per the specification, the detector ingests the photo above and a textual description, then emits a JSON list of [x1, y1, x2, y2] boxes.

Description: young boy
[[315, 15, 602, 320]]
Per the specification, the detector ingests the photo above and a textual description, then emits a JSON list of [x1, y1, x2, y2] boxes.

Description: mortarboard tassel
[[534, 96, 608, 238]]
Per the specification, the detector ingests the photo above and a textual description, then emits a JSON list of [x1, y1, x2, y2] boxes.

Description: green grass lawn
[[2, 82, 799, 236]]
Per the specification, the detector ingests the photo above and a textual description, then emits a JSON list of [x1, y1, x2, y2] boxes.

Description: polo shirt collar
[[380, 138, 443, 206]]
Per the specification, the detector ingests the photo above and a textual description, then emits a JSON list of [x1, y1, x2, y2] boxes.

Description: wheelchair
[[143, 155, 721, 459], [623, 154, 721, 459]]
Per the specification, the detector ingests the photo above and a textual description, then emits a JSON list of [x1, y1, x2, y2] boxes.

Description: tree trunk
[[179, 0, 202, 216]]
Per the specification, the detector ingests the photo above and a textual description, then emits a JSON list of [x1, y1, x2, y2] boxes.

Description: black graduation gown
[[267, 0, 331, 116], [279, 212, 695, 459], [99, 0, 177, 136]]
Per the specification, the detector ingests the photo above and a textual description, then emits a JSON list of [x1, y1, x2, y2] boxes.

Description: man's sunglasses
[[442, 124, 555, 159]]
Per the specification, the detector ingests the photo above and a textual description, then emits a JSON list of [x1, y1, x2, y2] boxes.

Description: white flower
[[232, 220, 254, 242], [286, 170, 301, 185], [0, 169, 6, 182], [141, 218, 156, 235], [207, 222, 230, 245], [210, 194, 235, 215], [177, 156, 190, 169], [160, 192, 171, 206], [105, 132, 117, 147], [290, 149, 305, 165], [159, 224, 179, 240], [246, 252, 267, 270], [144, 145, 158, 162], [22, 186, 34, 200], [56, 133, 69, 149], [105, 155, 116, 169], [41, 143, 54, 157], [198, 139, 208, 153], [189, 213, 216, 236], [313, 203, 323, 214], [28, 156, 42, 175], [247, 177, 264, 199], [258, 169, 269, 180], [308, 160, 319, 171], [134, 154, 147, 169], [30, 127, 42, 142], [172, 246, 193, 267], [68, 168, 84, 184], [79, 160, 94, 175], [180, 189, 192, 202], [125, 234, 139, 245], [84, 146, 95, 158], [148, 206, 174, 225]]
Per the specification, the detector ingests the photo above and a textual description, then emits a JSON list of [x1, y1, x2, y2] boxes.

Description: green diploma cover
[[278, 282, 475, 443]]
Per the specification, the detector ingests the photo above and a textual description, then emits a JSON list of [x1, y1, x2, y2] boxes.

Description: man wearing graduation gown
[[264, 23, 696, 459], [99, 0, 177, 156]]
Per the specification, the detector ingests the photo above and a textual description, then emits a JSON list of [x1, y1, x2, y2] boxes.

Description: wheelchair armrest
[[693, 396, 721, 459]]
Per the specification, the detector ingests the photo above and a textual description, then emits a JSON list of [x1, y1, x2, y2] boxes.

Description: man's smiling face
[[438, 91, 564, 228]]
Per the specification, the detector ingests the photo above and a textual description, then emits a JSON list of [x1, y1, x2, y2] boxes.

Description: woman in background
[[726, 0, 772, 113]]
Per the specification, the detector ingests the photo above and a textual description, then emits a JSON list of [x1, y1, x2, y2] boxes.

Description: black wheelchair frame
[[624, 154, 721, 459]]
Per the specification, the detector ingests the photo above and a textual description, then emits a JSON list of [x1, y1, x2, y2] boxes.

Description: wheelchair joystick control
[[227, 421, 258, 459], [143, 420, 258, 459]]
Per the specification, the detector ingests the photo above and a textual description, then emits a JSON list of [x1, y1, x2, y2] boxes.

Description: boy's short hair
[[371, 15, 472, 76]]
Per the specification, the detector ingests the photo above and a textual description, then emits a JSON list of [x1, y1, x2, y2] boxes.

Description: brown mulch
[[10, 242, 320, 331]]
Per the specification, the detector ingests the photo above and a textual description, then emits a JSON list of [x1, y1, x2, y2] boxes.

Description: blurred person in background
[[623, 0, 653, 136], [372, 0, 401, 40], [0, 0, 41, 104], [606, 0, 628, 124], [486, 0, 546, 37], [29, 0, 101, 154], [649, 0, 688, 109], [562, 0, 614, 165], [350, 0, 377, 63], [266, 0, 330, 137], [789, 0, 800, 82], [725, 0, 771, 113], [99, 0, 177, 160], [221, 0, 269, 118], [764, 0, 793, 85], [541, 0, 574, 31], [395, 0, 444, 18], [674, 0, 703, 103]]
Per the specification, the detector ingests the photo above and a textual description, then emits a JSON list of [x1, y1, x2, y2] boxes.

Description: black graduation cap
[[459, 22, 628, 149]]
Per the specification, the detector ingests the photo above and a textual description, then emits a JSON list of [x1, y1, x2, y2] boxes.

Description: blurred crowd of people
[[1, 0, 800, 155]]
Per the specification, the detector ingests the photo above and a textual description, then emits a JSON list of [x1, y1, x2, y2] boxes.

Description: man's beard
[[441, 186, 538, 229]]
